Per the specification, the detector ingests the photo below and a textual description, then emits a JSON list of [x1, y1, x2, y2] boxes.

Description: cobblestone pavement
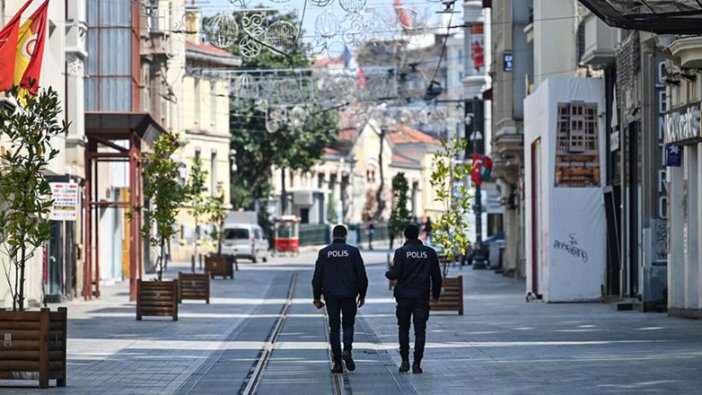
[[3, 250, 702, 394]]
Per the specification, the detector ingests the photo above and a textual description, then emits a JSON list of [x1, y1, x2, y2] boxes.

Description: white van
[[220, 223, 269, 263]]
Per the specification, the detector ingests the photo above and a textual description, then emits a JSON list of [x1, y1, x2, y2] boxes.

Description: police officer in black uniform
[[385, 224, 442, 374], [312, 225, 368, 374]]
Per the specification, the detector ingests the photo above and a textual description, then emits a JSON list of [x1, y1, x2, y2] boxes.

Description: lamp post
[[465, 97, 486, 268]]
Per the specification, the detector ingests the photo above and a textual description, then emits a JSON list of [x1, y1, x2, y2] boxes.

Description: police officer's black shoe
[[342, 351, 356, 372], [399, 360, 410, 373], [331, 360, 344, 374], [412, 361, 423, 374]]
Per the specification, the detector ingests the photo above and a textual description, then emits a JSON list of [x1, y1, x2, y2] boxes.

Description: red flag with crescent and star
[[14, 0, 49, 99], [0, 0, 33, 91]]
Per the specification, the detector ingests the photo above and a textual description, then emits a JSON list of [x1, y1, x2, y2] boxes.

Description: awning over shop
[[579, 0, 702, 34], [85, 112, 166, 144], [83, 112, 166, 302]]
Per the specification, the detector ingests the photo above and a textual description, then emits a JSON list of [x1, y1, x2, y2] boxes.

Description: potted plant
[[177, 155, 212, 302], [0, 86, 69, 387], [387, 172, 412, 289], [204, 183, 234, 279], [137, 133, 186, 320], [428, 138, 472, 315]]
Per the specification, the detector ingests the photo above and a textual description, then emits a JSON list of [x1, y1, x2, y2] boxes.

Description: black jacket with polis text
[[385, 239, 442, 300], [312, 240, 368, 300]]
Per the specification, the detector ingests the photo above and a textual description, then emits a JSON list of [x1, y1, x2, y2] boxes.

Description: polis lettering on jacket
[[406, 251, 428, 259], [328, 250, 350, 258]]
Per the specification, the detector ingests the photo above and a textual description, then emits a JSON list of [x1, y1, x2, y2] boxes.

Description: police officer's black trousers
[[396, 297, 430, 361], [325, 297, 357, 361]]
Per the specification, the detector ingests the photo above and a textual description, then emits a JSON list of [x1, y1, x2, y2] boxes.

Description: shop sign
[[49, 182, 79, 221], [664, 103, 701, 144]]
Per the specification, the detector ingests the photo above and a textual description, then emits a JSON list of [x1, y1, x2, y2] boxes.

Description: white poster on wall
[[49, 182, 79, 221]]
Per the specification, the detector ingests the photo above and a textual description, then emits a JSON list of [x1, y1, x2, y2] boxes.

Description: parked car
[[220, 223, 269, 263]]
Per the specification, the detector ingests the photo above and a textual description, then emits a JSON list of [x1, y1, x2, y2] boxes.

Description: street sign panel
[[666, 144, 682, 167], [49, 182, 79, 221]]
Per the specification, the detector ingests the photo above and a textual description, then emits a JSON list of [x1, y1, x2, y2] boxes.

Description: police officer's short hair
[[332, 225, 348, 239], [404, 224, 419, 240]]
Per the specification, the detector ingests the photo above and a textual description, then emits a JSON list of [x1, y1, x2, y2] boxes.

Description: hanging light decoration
[[242, 13, 267, 38], [266, 20, 298, 54], [310, 0, 335, 7], [339, 0, 366, 14], [341, 13, 367, 45], [315, 9, 340, 39], [203, 14, 239, 49], [239, 36, 262, 58], [289, 106, 308, 128]]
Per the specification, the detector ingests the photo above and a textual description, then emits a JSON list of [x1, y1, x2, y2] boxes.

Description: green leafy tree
[[388, 173, 411, 249], [430, 138, 473, 277], [186, 155, 208, 263], [230, 89, 338, 212], [142, 134, 187, 281], [0, 85, 68, 311], [207, 183, 228, 256]]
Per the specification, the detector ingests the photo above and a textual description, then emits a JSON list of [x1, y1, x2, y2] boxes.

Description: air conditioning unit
[[293, 191, 314, 206]]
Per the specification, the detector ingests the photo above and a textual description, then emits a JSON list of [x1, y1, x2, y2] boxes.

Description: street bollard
[[191, 255, 195, 273], [199, 254, 203, 270]]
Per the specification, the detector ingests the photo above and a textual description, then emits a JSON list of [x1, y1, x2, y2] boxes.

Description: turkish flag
[[0, 0, 33, 91], [471, 154, 483, 186], [15, 0, 50, 98]]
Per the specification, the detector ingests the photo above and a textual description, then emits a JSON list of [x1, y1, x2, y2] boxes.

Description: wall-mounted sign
[[49, 182, 79, 221], [469, 24, 485, 75], [664, 102, 701, 144], [503, 53, 513, 72], [666, 144, 682, 167]]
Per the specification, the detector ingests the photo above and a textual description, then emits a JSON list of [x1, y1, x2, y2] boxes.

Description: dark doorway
[[626, 121, 640, 297], [604, 185, 621, 295], [46, 221, 64, 303], [300, 208, 310, 224]]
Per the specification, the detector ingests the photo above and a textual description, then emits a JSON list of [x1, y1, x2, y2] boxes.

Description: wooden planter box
[[136, 280, 179, 321], [205, 255, 234, 279], [0, 307, 67, 388], [432, 276, 464, 315], [178, 272, 210, 304]]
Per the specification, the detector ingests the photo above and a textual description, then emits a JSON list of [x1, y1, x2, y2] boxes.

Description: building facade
[[0, 0, 85, 308], [488, 0, 532, 278], [169, 3, 238, 262]]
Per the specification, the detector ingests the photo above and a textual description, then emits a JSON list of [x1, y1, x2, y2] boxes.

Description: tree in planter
[[207, 182, 228, 256], [142, 133, 187, 281], [388, 172, 412, 250], [186, 155, 209, 267], [0, 86, 68, 311], [430, 138, 473, 277]]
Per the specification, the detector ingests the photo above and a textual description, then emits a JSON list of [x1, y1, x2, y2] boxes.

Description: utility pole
[[280, 169, 287, 216]]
